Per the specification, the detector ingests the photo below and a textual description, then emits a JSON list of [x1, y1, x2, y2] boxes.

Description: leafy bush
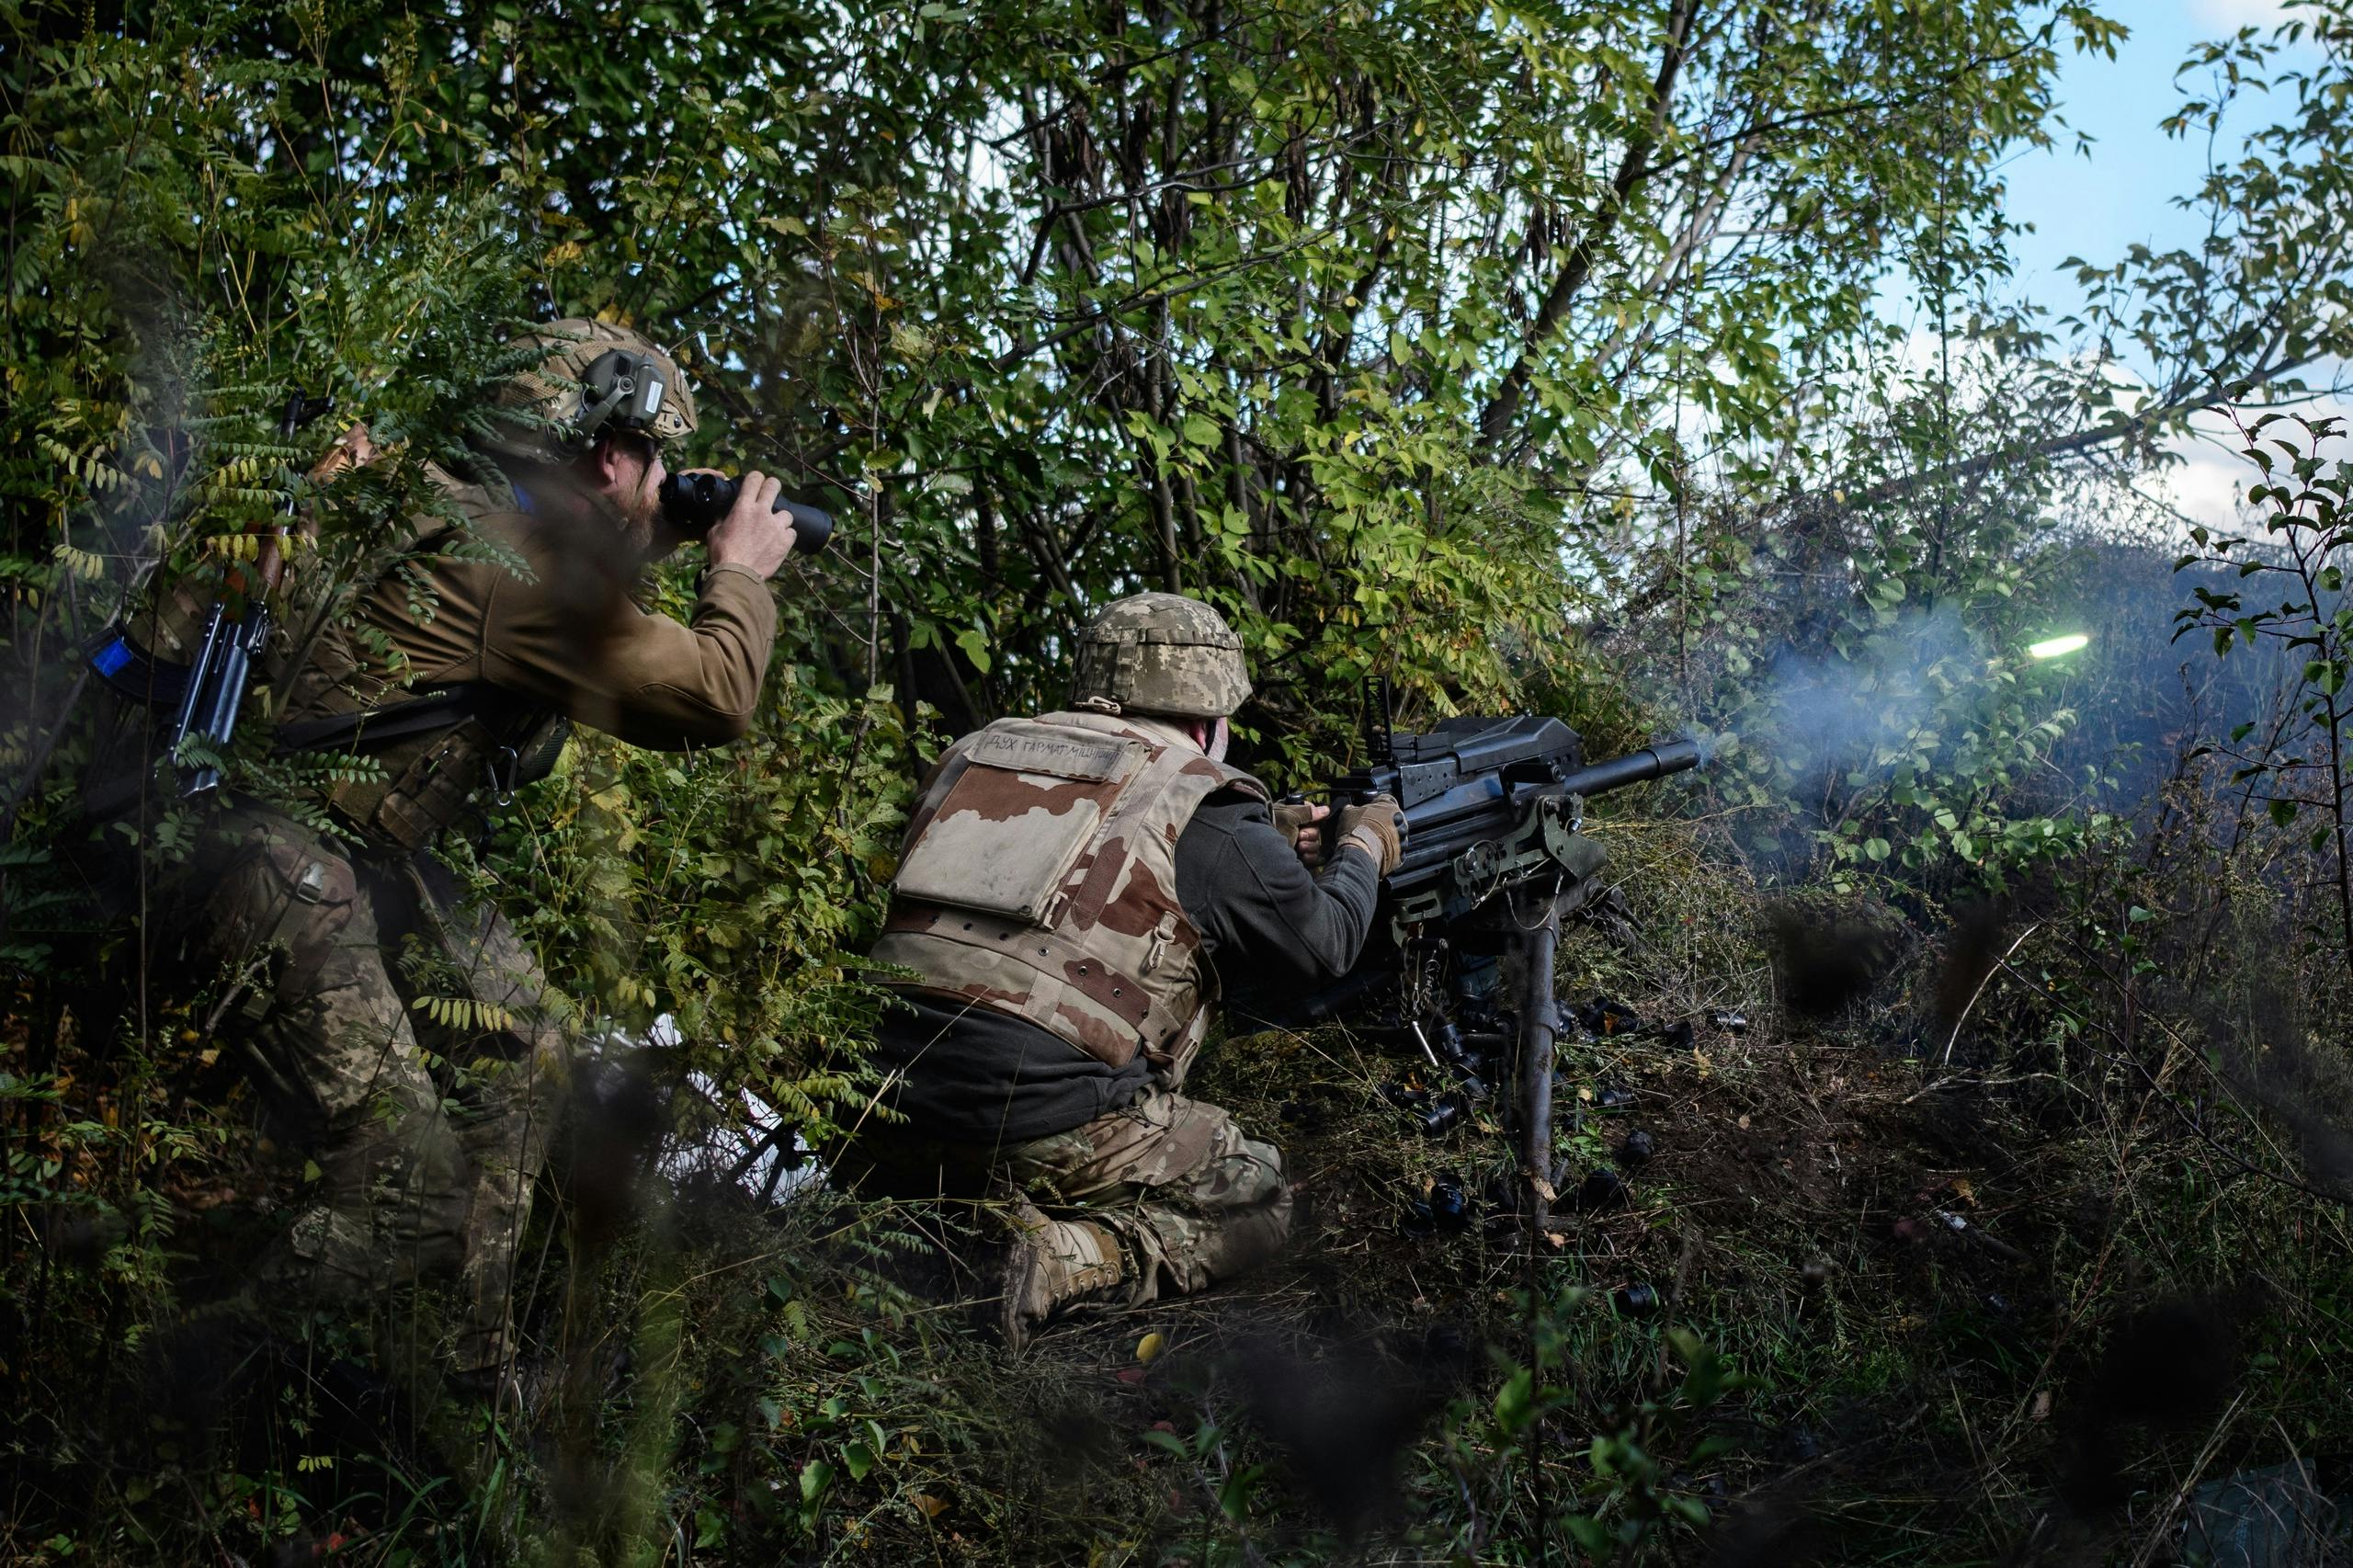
[[11, 0, 2353, 1562]]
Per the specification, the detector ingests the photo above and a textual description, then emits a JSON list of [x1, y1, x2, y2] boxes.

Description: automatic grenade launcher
[[1278, 681, 1705, 1227]]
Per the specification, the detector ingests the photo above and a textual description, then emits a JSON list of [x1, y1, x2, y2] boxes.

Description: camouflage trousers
[[834, 1085, 1293, 1307], [180, 804, 567, 1376]]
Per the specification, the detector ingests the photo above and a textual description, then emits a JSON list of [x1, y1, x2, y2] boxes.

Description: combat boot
[[998, 1204, 1123, 1352]]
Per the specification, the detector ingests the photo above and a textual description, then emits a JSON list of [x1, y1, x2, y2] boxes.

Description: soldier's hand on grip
[[704, 469, 794, 578], [1271, 801, 1329, 867], [1336, 792, 1405, 878]]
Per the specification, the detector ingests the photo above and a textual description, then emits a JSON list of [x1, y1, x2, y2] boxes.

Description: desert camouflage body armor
[[871, 710, 1267, 1073]]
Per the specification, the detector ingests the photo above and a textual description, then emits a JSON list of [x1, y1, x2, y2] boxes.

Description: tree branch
[[1477, 0, 1695, 448]]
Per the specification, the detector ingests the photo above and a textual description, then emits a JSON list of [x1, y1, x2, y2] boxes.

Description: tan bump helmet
[[480, 318, 697, 464]]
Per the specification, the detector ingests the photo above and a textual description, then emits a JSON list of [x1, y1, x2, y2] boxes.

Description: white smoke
[[1756, 603, 1983, 782]]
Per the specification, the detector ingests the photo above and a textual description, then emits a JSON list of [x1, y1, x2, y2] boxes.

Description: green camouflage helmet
[[479, 318, 697, 464], [1071, 592, 1252, 719]]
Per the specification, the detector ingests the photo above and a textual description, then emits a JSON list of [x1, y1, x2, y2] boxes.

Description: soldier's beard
[[619, 484, 664, 559], [611, 474, 671, 562], [594, 437, 668, 560]]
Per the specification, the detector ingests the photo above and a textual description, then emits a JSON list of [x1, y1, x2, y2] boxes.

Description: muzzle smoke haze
[[1751, 603, 1981, 787], [1734, 542, 2301, 824]]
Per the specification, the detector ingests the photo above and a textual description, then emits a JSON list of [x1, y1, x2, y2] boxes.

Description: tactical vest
[[271, 464, 571, 852], [869, 710, 1267, 1073]]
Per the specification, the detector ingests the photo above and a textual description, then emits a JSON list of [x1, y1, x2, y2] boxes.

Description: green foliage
[[11, 0, 2353, 1562], [156, 0, 2118, 768], [1417, 1282, 1745, 1565], [2176, 412, 2353, 965], [479, 672, 920, 1134]]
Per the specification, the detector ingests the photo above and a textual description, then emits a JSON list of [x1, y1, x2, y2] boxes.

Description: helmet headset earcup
[[478, 321, 695, 465], [571, 348, 670, 455]]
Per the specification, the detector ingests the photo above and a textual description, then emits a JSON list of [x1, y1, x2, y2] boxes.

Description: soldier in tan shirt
[[180, 321, 799, 1398]]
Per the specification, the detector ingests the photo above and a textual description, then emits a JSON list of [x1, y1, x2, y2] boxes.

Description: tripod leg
[[1516, 904, 1563, 1231]]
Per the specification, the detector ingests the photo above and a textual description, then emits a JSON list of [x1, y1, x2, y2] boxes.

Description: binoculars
[[658, 472, 835, 556]]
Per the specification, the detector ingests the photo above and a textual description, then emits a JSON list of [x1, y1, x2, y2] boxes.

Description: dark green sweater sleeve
[[1175, 795, 1381, 993]]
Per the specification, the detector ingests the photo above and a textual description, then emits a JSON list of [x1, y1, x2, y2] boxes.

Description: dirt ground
[[958, 948, 2291, 1564]]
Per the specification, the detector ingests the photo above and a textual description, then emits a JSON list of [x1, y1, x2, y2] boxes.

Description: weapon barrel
[[1555, 737, 1702, 799], [185, 608, 268, 796]]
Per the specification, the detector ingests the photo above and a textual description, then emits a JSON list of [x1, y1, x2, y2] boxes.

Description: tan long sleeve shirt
[[271, 461, 779, 850], [294, 463, 778, 751]]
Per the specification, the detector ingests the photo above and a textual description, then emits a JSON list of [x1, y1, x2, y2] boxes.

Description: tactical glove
[[1336, 793, 1406, 877], [1270, 801, 1321, 850]]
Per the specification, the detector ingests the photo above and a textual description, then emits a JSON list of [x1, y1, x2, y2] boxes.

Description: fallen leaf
[[1736, 1114, 1751, 1131], [1136, 1332, 1165, 1365], [1951, 1176, 1976, 1206], [1115, 1367, 1145, 1385], [1694, 1050, 1714, 1079], [2031, 1390, 2052, 1422], [1531, 1176, 1558, 1202], [913, 1494, 948, 1518]]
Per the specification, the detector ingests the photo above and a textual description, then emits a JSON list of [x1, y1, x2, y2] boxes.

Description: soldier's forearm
[[1211, 822, 1380, 987]]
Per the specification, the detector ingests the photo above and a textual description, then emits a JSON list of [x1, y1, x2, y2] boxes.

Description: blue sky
[[1999, 0, 2313, 524], [2006, 0, 2292, 303]]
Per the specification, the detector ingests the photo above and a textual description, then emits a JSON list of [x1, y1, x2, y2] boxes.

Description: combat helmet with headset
[[78, 319, 704, 833], [474, 318, 698, 466]]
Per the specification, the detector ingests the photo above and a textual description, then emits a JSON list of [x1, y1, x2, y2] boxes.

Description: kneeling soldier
[[839, 592, 1404, 1346], [179, 321, 799, 1392]]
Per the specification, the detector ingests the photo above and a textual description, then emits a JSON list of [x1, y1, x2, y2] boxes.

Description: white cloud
[[2189, 0, 2295, 28], [2142, 435, 2253, 530], [2135, 396, 2353, 535]]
